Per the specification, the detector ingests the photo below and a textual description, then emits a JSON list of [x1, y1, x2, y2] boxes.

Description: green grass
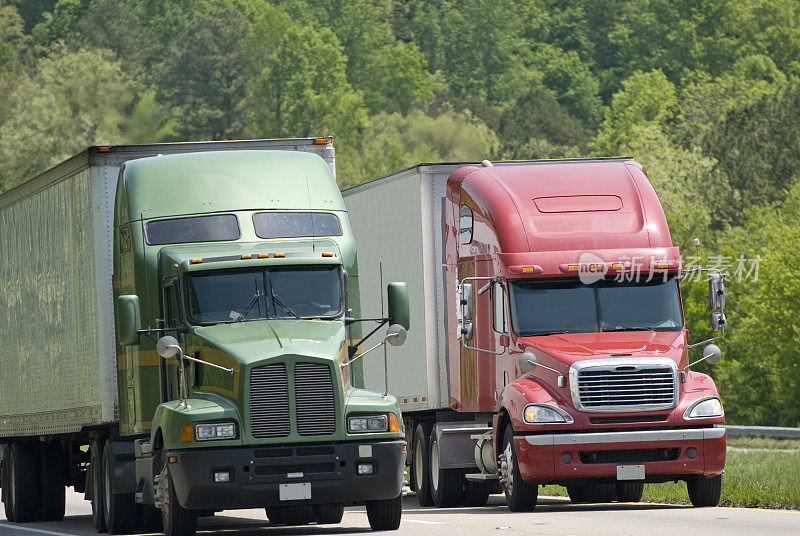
[[541, 444, 800, 510], [727, 436, 800, 450]]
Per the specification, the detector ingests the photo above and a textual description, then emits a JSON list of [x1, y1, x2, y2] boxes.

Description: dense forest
[[1, 0, 799, 426]]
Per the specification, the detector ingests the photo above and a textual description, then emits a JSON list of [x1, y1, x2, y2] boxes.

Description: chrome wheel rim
[[431, 440, 440, 492], [414, 439, 424, 490], [503, 442, 514, 496]]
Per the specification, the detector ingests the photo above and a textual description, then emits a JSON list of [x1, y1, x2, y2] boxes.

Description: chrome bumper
[[523, 427, 726, 446]]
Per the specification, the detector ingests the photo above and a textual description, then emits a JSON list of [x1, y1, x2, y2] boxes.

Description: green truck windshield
[[187, 266, 343, 324], [509, 276, 683, 336]]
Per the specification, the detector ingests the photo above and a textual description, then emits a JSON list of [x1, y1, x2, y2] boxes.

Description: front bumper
[[514, 427, 726, 485], [166, 439, 406, 510]]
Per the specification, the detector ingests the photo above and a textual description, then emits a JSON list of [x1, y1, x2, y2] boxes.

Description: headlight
[[684, 397, 724, 419], [195, 422, 237, 441], [348, 415, 388, 433], [523, 404, 574, 424]]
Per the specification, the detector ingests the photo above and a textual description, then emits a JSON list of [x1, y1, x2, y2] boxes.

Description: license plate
[[617, 465, 645, 480], [279, 482, 311, 501]]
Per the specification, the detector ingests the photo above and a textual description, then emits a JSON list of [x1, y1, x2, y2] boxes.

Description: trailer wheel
[[3, 442, 40, 522], [500, 424, 537, 512], [366, 493, 402, 530], [615, 482, 644, 502], [39, 442, 66, 521], [312, 504, 344, 524], [102, 442, 139, 534], [158, 451, 197, 536], [412, 422, 434, 506], [461, 479, 490, 507], [687, 474, 722, 507], [90, 439, 106, 532], [429, 429, 464, 508]]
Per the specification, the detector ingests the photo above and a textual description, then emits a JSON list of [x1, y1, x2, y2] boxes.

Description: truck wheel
[[583, 483, 615, 503], [266, 506, 314, 525], [500, 424, 537, 512], [461, 479, 490, 507], [159, 452, 197, 536], [566, 485, 587, 503], [429, 429, 464, 508], [366, 494, 402, 531], [312, 504, 344, 524], [102, 442, 138, 534], [39, 442, 66, 521], [140, 505, 163, 533], [615, 482, 644, 502], [687, 474, 722, 507], [90, 439, 107, 532], [412, 422, 434, 506], [4, 442, 40, 522]]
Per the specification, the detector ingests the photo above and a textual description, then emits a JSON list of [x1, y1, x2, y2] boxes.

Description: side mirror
[[156, 336, 182, 359], [519, 351, 538, 372], [386, 324, 408, 346], [702, 343, 722, 365], [117, 295, 141, 346], [711, 311, 726, 332], [387, 282, 410, 330], [460, 283, 474, 321], [709, 273, 724, 311]]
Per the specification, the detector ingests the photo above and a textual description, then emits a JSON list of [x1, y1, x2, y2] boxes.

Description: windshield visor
[[509, 276, 683, 337], [187, 266, 343, 324]]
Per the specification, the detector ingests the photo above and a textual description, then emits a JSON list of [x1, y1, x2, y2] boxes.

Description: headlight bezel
[[522, 403, 574, 424], [194, 422, 238, 441], [684, 396, 724, 419], [347, 414, 389, 433]]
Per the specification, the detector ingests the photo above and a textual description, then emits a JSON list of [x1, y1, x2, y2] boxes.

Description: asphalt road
[[0, 490, 798, 536]]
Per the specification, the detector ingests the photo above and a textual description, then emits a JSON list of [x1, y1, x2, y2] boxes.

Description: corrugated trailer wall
[[343, 165, 457, 413], [0, 156, 118, 436]]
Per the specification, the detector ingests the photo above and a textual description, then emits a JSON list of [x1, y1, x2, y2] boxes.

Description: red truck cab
[[447, 158, 726, 509]]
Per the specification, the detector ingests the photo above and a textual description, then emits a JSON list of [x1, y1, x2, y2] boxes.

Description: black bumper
[[166, 439, 406, 510]]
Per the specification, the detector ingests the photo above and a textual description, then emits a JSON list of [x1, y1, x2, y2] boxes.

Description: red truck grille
[[570, 358, 678, 412], [249, 362, 336, 438]]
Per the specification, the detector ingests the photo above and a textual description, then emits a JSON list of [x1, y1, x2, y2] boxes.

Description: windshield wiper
[[603, 326, 654, 332], [236, 291, 262, 322], [271, 289, 300, 319], [525, 330, 573, 336]]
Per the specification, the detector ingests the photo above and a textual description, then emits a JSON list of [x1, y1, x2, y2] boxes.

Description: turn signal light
[[190, 259, 203, 264], [181, 423, 193, 443], [388, 413, 400, 433]]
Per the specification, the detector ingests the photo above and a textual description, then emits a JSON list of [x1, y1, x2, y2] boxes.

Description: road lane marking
[[403, 519, 442, 525], [0, 524, 78, 536]]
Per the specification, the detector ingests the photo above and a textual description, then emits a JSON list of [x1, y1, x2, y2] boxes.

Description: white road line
[[403, 519, 442, 525], [0, 524, 78, 536]]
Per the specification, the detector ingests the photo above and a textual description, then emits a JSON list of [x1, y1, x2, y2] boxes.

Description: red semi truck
[[343, 158, 727, 510]]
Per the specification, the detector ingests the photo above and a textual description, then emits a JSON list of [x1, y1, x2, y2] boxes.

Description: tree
[[248, 25, 367, 149], [0, 44, 136, 190], [0, 2, 26, 74], [360, 41, 433, 114]]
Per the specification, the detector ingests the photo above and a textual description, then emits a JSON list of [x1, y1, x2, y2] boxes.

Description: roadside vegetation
[[1, 0, 800, 427]]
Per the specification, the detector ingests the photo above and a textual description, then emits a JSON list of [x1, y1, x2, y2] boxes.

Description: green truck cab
[[0, 141, 408, 535]]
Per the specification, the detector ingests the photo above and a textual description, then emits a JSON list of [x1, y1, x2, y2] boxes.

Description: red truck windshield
[[508, 276, 683, 336]]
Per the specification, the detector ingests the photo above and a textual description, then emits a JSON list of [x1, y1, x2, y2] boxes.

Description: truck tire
[[461, 479, 490, 507], [412, 422, 434, 506], [500, 424, 537, 512], [39, 442, 66, 521], [615, 482, 644, 502], [583, 483, 615, 503], [429, 429, 464, 508], [266, 505, 314, 525], [140, 505, 163, 533], [687, 474, 722, 507], [366, 494, 402, 531], [4, 442, 40, 522], [159, 451, 197, 536], [102, 442, 139, 534], [90, 439, 107, 532], [312, 504, 344, 524], [566, 485, 587, 503]]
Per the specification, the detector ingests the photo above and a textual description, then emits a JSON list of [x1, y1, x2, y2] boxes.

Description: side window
[[459, 204, 473, 245], [493, 281, 507, 334]]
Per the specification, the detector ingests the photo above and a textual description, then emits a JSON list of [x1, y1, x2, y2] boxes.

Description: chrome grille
[[570, 358, 678, 412], [250, 364, 290, 438], [295, 363, 336, 436]]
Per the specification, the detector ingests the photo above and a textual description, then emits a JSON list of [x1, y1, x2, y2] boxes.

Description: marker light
[[322, 252, 334, 257], [258, 254, 269, 258], [568, 264, 580, 271], [612, 263, 625, 270], [522, 266, 535, 273], [191, 259, 203, 264], [274, 253, 285, 258], [241, 254, 252, 259], [313, 137, 331, 145]]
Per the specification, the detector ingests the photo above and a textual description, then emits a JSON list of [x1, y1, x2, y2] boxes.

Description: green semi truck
[[0, 139, 410, 535]]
